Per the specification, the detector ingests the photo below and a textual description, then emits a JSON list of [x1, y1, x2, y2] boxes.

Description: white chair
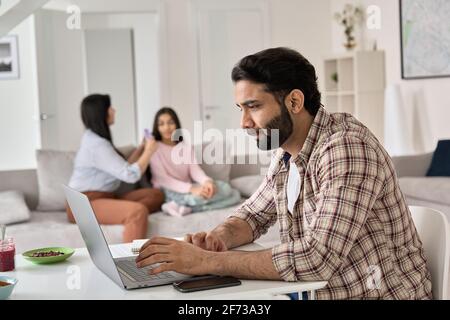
[[409, 206, 450, 300]]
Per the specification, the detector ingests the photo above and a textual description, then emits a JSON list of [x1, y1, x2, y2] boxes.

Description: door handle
[[40, 113, 55, 121]]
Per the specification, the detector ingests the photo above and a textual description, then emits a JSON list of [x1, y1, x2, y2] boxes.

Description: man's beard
[[247, 103, 294, 151]]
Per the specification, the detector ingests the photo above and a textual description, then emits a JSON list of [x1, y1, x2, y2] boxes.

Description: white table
[[3, 242, 327, 300]]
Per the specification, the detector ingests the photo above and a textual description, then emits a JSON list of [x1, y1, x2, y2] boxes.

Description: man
[[136, 47, 432, 299]]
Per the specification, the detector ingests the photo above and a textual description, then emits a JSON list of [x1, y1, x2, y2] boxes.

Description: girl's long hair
[[152, 107, 183, 143], [146, 107, 184, 183]]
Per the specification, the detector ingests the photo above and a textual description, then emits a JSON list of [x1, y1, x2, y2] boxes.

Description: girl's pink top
[[150, 141, 211, 193]]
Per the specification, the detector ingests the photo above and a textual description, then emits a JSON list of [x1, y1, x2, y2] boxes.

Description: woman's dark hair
[[152, 107, 183, 143], [80, 94, 123, 157], [231, 47, 322, 116], [81, 94, 113, 141]]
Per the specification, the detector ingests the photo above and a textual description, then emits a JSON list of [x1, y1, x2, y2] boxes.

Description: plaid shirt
[[232, 107, 432, 299]]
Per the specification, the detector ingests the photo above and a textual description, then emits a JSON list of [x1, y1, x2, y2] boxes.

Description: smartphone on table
[[173, 275, 241, 293]]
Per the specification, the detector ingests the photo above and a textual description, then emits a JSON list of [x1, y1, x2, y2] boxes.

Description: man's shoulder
[[315, 113, 385, 159]]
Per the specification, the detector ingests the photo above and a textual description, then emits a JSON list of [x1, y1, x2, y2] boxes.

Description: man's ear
[[285, 89, 305, 114]]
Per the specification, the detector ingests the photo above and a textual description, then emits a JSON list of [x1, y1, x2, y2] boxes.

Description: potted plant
[[334, 4, 363, 51]]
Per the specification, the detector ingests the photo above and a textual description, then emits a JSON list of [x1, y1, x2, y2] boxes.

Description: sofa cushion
[[399, 177, 450, 206], [426, 140, 450, 177], [195, 140, 232, 182], [0, 190, 31, 225], [230, 175, 264, 198], [200, 162, 232, 182], [0, 169, 39, 210], [36, 150, 76, 211]]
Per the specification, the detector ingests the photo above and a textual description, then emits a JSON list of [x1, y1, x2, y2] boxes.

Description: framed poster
[[0, 35, 20, 80], [400, 0, 450, 79]]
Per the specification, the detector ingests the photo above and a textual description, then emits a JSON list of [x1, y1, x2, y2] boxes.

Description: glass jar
[[0, 237, 15, 272]]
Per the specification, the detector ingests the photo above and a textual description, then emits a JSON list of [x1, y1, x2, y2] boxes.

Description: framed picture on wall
[[0, 35, 20, 80], [400, 0, 450, 79]]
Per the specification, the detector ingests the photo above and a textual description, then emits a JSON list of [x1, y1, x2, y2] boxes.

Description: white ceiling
[[0, 0, 51, 37]]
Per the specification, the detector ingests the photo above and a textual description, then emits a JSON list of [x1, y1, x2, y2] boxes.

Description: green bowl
[[0, 276, 18, 300], [22, 247, 75, 264]]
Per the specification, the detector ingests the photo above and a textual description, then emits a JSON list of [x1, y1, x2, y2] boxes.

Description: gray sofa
[[0, 153, 280, 254], [3, 149, 447, 255], [391, 152, 450, 221]]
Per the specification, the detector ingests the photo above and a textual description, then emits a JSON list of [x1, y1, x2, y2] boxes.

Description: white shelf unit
[[323, 51, 386, 143]]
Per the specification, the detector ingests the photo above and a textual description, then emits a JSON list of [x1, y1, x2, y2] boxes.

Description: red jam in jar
[[0, 238, 15, 272]]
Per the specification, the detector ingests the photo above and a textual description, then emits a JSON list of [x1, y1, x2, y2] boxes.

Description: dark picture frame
[[400, 0, 450, 80]]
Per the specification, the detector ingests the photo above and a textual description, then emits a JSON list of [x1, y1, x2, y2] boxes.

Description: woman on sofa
[[66, 94, 164, 242], [149, 107, 240, 217]]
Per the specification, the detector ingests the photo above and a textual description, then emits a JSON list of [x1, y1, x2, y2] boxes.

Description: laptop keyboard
[[116, 259, 175, 282]]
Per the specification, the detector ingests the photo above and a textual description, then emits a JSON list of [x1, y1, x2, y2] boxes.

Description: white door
[[82, 13, 162, 146], [193, 0, 270, 133], [35, 9, 86, 151], [34, 11, 161, 152], [84, 29, 137, 147]]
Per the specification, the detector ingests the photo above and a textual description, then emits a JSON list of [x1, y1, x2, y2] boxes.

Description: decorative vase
[[344, 41, 356, 51], [344, 27, 356, 51]]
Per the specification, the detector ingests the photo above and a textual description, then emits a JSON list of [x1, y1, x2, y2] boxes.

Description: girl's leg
[[65, 191, 149, 242], [183, 180, 234, 207], [165, 181, 241, 212], [65, 191, 115, 223], [160, 189, 194, 217], [205, 180, 233, 202], [119, 188, 165, 213], [162, 188, 197, 206], [190, 188, 241, 213], [161, 201, 192, 217], [89, 198, 149, 242]]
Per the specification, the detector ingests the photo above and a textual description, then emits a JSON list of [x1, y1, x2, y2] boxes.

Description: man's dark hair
[[231, 47, 322, 116]]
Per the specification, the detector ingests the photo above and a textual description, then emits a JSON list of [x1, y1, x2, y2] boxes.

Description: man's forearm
[[206, 249, 282, 280], [211, 217, 254, 249]]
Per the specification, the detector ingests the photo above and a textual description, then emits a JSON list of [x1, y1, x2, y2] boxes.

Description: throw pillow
[[36, 149, 76, 211], [0, 191, 31, 225], [426, 140, 450, 177], [230, 175, 264, 198]]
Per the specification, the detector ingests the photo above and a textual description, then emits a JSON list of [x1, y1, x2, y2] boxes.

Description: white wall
[[162, 0, 332, 134], [331, 0, 450, 155], [46, 0, 332, 136], [269, 0, 332, 92], [1, 0, 333, 170], [0, 15, 40, 170]]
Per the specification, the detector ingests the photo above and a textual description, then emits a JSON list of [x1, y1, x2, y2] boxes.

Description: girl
[[149, 107, 241, 217], [67, 94, 164, 242]]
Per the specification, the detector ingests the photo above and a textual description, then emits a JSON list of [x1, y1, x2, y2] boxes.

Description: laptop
[[63, 185, 192, 290]]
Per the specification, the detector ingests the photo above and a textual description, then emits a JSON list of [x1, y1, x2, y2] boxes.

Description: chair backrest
[[409, 206, 450, 300]]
